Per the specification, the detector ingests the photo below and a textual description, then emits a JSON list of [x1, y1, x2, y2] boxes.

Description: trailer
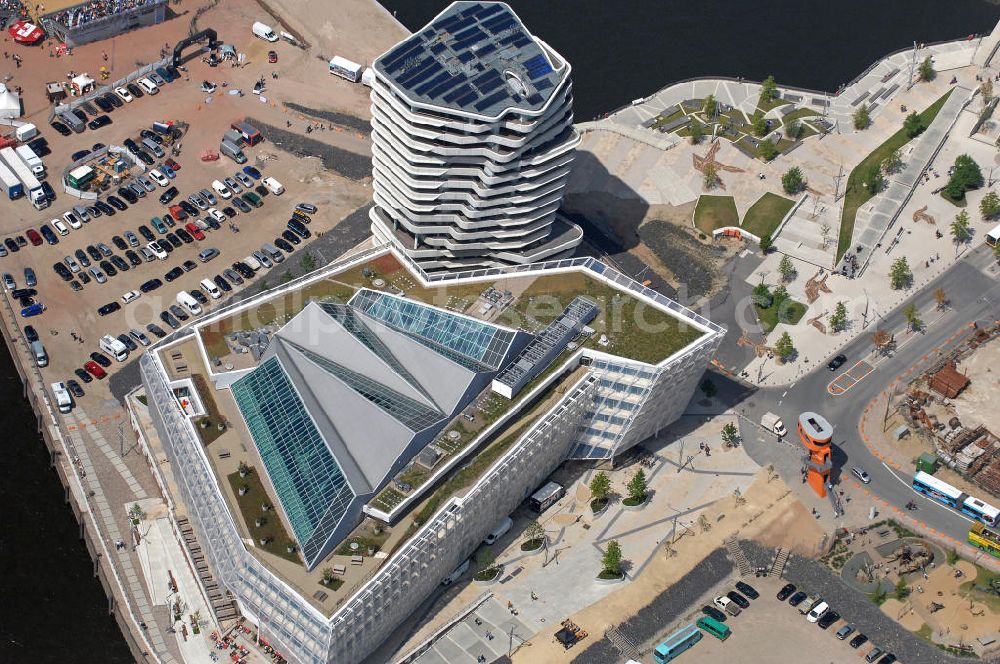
[[0, 146, 47, 209], [329, 56, 362, 82], [0, 158, 22, 199], [15, 144, 45, 178]]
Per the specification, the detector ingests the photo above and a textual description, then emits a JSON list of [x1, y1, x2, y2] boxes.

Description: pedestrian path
[[411, 597, 531, 664], [72, 409, 148, 501]]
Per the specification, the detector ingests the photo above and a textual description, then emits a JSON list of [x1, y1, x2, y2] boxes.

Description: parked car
[[713, 595, 740, 616], [129, 329, 151, 347], [787, 591, 808, 607], [700, 605, 727, 623], [74, 367, 93, 384], [117, 333, 138, 352], [164, 266, 184, 282], [107, 195, 128, 211], [160, 310, 180, 329], [243, 165, 262, 179], [138, 225, 155, 242], [87, 114, 112, 130], [164, 157, 181, 171], [182, 260, 198, 272], [274, 237, 294, 253], [20, 303, 44, 317], [835, 624, 855, 640], [849, 634, 869, 649], [213, 274, 232, 292], [735, 582, 759, 600], [817, 610, 840, 629], [827, 354, 847, 371], [159, 186, 179, 204], [146, 323, 167, 339], [97, 302, 121, 316], [84, 360, 107, 379], [89, 267, 107, 284], [776, 583, 796, 601], [114, 86, 134, 102], [140, 278, 162, 293]]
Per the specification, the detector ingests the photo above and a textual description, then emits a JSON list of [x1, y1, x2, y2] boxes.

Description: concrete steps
[[725, 536, 752, 577], [770, 547, 789, 578], [605, 625, 641, 660]]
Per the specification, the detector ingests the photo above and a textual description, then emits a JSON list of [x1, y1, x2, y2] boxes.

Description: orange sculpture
[[798, 411, 833, 497]]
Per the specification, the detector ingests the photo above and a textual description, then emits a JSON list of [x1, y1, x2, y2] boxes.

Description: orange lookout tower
[[798, 411, 833, 497]]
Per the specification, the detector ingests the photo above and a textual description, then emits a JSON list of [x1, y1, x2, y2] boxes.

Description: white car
[[121, 290, 141, 304], [147, 241, 168, 260], [114, 86, 134, 103], [137, 77, 159, 95], [262, 176, 284, 195], [62, 211, 82, 229], [51, 218, 70, 236], [208, 208, 227, 223], [851, 467, 871, 484], [148, 169, 169, 187], [713, 595, 740, 615], [211, 180, 232, 199], [806, 601, 829, 623]]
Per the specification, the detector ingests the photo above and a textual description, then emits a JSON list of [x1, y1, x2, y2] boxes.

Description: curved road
[[741, 246, 1000, 545]]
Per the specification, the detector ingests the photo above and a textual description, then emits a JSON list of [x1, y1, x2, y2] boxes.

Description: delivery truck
[[0, 146, 47, 209], [15, 144, 45, 178], [0, 158, 22, 199], [761, 412, 787, 437]]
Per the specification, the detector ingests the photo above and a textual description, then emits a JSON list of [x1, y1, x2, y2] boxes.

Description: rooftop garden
[[226, 467, 300, 564], [191, 373, 227, 446], [693, 195, 739, 235], [742, 192, 796, 238]]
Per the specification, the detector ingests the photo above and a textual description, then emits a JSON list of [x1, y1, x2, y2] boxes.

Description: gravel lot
[[247, 117, 373, 181]]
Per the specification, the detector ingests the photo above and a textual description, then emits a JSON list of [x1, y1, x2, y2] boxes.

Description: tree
[[982, 79, 994, 105], [904, 303, 922, 332], [751, 112, 768, 137], [702, 94, 717, 118], [781, 166, 805, 194], [523, 519, 545, 545], [759, 232, 773, 253], [300, 252, 317, 272], [980, 191, 1000, 220], [700, 378, 717, 398], [786, 118, 803, 141], [689, 121, 704, 145], [589, 471, 611, 503], [703, 162, 719, 189], [872, 329, 892, 354], [829, 301, 848, 332], [951, 209, 973, 246], [758, 139, 778, 162], [760, 74, 778, 103], [774, 331, 795, 360], [778, 254, 795, 282], [883, 148, 903, 175], [994, 241, 1000, 261], [894, 577, 910, 600], [933, 288, 948, 310], [864, 163, 886, 196], [853, 103, 871, 130], [721, 422, 739, 446], [772, 284, 789, 305], [752, 282, 773, 308], [626, 469, 648, 502], [903, 111, 926, 139], [918, 55, 935, 82], [601, 540, 623, 576], [889, 257, 912, 289], [944, 154, 984, 202]]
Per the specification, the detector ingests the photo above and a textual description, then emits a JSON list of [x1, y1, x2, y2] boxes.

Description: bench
[[332, 564, 347, 576], [351, 555, 363, 566]]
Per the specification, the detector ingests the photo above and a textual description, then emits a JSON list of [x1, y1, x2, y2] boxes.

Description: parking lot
[[639, 576, 901, 664]]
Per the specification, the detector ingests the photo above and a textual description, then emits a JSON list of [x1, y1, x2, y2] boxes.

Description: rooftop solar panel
[[477, 3, 504, 19], [476, 43, 496, 57], [479, 77, 505, 94], [472, 70, 500, 88], [427, 73, 466, 98], [455, 91, 479, 107], [415, 71, 452, 96], [454, 26, 482, 42], [483, 15, 515, 33], [457, 51, 475, 63], [436, 14, 462, 31], [430, 42, 446, 55], [475, 90, 508, 111], [512, 35, 530, 47], [535, 78, 554, 90], [443, 83, 473, 103], [526, 93, 543, 105]]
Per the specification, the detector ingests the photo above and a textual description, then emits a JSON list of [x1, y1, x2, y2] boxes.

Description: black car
[[72, 108, 87, 122], [287, 220, 311, 239], [71, 149, 91, 162], [213, 274, 232, 292], [849, 634, 869, 649], [159, 186, 179, 204], [111, 235, 128, 250], [222, 206, 237, 218], [95, 200, 115, 216], [91, 143, 106, 153], [135, 149, 155, 166], [817, 610, 840, 629], [205, 217, 221, 231], [14, 235, 25, 248], [139, 129, 162, 144], [232, 197, 252, 214], [274, 237, 294, 253], [189, 289, 208, 304], [700, 605, 727, 623], [41, 180, 56, 202], [87, 115, 112, 130], [28, 137, 49, 154], [182, 259, 197, 272], [827, 354, 847, 371], [254, 185, 269, 198], [788, 591, 808, 607], [74, 367, 93, 384], [138, 225, 155, 242], [164, 233, 182, 249], [164, 266, 184, 282], [12, 288, 37, 299], [86, 245, 101, 262], [146, 323, 167, 338], [4, 237, 17, 253], [86, 205, 101, 218], [160, 240, 175, 254], [117, 334, 138, 352], [179, 200, 198, 217], [99, 260, 117, 277], [125, 250, 142, 267], [160, 311, 180, 329], [94, 96, 114, 113], [117, 187, 138, 204], [66, 379, 85, 398], [78, 271, 91, 285], [278, 229, 300, 246], [24, 325, 39, 342], [776, 583, 796, 601], [52, 262, 72, 282], [107, 195, 128, 211], [126, 82, 144, 98], [876, 655, 896, 664], [74, 249, 91, 267], [169, 305, 189, 321], [51, 121, 72, 136], [232, 261, 255, 279], [123, 138, 140, 152], [110, 255, 129, 272], [155, 66, 172, 82], [105, 92, 124, 108], [140, 278, 162, 293], [97, 301, 120, 316], [735, 581, 759, 600], [175, 228, 193, 244]]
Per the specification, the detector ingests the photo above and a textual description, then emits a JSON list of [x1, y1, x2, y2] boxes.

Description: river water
[[4, 2, 1000, 661]]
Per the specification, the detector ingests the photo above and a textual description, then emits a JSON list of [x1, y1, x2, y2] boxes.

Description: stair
[[770, 547, 789, 578], [174, 516, 239, 626], [725, 536, 752, 578], [605, 625, 641, 661]]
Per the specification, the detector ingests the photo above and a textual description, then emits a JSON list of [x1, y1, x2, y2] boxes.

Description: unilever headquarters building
[[140, 3, 725, 663]]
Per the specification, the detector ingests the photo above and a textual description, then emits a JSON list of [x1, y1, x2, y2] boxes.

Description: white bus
[[986, 222, 1000, 247], [329, 56, 362, 82]]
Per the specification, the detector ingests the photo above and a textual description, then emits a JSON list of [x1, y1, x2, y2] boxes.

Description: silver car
[[188, 194, 208, 210], [89, 267, 107, 284], [124, 230, 140, 247]]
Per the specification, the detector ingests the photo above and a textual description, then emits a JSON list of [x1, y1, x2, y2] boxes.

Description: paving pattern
[[827, 360, 875, 396]]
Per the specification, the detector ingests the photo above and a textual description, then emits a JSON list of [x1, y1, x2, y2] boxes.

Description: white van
[[177, 291, 203, 316], [51, 381, 72, 413], [137, 77, 159, 95], [252, 21, 279, 42], [483, 517, 513, 545], [99, 334, 129, 362], [211, 179, 232, 199], [243, 254, 262, 272], [806, 601, 829, 623], [261, 243, 284, 263], [262, 176, 284, 195], [200, 278, 222, 299], [441, 559, 470, 586]]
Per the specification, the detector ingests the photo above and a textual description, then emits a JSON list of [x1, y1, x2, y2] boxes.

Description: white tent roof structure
[[0, 84, 20, 119]]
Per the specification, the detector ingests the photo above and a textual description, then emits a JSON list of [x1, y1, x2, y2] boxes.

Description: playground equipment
[[798, 412, 833, 498]]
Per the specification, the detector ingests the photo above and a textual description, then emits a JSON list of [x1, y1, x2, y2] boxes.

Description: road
[[740, 245, 1000, 544]]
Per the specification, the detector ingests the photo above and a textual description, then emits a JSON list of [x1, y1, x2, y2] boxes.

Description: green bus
[[652, 624, 702, 663], [696, 615, 731, 641]]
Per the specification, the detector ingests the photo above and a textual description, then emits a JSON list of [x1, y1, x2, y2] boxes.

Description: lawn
[[191, 373, 226, 446], [226, 468, 300, 564], [756, 297, 807, 332], [837, 90, 953, 261], [757, 96, 790, 113], [650, 107, 686, 129], [781, 108, 819, 124], [693, 195, 739, 235], [742, 192, 796, 238]]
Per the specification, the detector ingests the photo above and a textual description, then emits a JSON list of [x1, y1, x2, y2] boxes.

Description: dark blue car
[[39, 225, 59, 245], [20, 303, 44, 317]]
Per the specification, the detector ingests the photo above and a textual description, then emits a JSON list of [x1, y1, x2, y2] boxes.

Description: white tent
[[0, 84, 20, 119], [70, 73, 95, 95]]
